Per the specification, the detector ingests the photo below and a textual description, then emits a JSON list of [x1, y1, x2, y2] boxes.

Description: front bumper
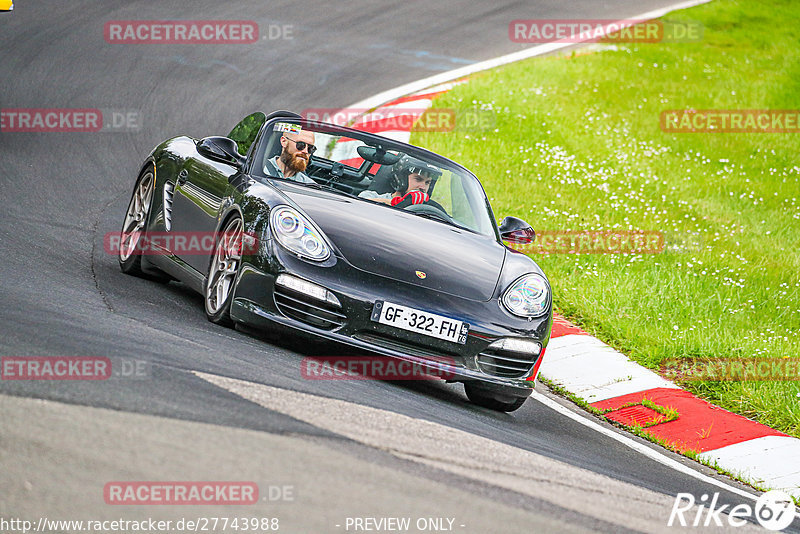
[[230, 244, 551, 394]]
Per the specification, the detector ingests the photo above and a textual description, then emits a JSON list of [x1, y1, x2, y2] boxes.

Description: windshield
[[254, 119, 496, 237]]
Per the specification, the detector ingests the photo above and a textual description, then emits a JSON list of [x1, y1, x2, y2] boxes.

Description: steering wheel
[[404, 202, 454, 224]]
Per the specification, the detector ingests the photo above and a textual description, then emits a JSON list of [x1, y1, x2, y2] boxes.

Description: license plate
[[370, 301, 469, 344]]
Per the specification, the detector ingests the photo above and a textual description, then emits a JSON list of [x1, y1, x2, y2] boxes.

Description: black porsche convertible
[[118, 110, 552, 412]]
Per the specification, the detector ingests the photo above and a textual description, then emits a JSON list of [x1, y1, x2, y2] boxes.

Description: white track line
[[345, 0, 712, 112], [530, 390, 760, 502]]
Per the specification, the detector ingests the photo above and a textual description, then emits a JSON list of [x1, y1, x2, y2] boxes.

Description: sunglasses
[[284, 136, 317, 154]]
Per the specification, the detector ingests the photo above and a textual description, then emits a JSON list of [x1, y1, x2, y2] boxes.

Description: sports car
[[118, 110, 552, 412]]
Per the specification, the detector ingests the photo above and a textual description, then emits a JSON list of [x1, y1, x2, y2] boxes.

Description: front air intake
[[476, 349, 538, 379], [274, 286, 346, 330]]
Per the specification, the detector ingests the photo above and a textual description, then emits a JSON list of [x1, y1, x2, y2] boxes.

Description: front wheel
[[464, 383, 528, 412], [204, 215, 244, 327]]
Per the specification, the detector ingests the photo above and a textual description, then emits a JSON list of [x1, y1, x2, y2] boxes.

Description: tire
[[119, 169, 154, 277], [464, 383, 528, 412], [204, 215, 244, 327], [118, 169, 171, 282]]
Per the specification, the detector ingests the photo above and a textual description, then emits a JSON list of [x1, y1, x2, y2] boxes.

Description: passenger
[[265, 129, 317, 184], [359, 155, 440, 207]]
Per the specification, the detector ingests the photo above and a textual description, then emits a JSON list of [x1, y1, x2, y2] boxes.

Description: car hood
[[276, 183, 505, 301]]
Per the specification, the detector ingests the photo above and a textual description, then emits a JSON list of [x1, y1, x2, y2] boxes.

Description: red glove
[[391, 191, 429, 207]]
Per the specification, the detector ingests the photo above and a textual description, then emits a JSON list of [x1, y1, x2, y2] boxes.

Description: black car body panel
[[276, 181, 506, 301]]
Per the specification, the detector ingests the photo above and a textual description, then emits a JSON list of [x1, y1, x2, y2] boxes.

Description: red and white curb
[[332, 9, 800, 497], [546, 320, 800, 498]]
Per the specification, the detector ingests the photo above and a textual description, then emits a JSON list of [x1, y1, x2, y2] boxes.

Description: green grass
[[413, 0, 800, 438]]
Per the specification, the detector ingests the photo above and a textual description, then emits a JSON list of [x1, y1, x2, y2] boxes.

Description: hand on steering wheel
[[390, 190, 429, 208]]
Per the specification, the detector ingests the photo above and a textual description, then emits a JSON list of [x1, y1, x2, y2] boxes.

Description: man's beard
[[281, 150, 308, 173]]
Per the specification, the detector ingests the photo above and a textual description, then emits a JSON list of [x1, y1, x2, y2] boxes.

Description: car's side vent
[[476, 349, 537, 379], [163, 181, 175, 230], [274, 287, 346, 330]]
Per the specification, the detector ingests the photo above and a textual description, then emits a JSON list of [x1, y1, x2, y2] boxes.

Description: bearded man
[[265, 129, 317, 184]]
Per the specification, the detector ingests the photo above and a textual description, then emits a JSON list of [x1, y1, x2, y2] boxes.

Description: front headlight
[[501, 274, 550, 318], [270, 205, 331, 261]]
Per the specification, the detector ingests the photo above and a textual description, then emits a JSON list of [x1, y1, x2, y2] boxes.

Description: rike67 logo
[[669, 490, 796, 531]]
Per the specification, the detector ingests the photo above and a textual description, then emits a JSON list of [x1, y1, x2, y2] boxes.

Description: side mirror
[[499, 216, 535, 244], [197, 136, 244, 167]]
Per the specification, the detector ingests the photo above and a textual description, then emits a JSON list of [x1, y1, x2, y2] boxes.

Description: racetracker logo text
[[104, 482, 259, 505], [1, 109, 102, 132], [104, 21, 259, 44], [661, 109, 800, 133], [0, 108, 142, 133], [301, 356, 457, 381], [508, 230, 664, 255], [302, 108, 495, 133], [1, 357, 149, 380], [1, 357, 111, 380], [661, 358, 800, 381], [509, 19, 703, 43], [106, 231, 259, 256]]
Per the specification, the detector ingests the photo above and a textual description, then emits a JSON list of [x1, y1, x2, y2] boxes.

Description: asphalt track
[[1, 1, 797, 532]]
